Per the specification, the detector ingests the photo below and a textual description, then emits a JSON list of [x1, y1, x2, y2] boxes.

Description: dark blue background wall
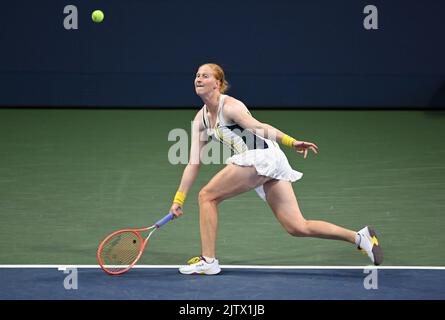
[[0, 0, 444, 107]]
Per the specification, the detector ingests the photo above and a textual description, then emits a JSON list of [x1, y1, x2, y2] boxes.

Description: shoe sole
[[179, 268, 222, 275], [367, 227, 384, 266]]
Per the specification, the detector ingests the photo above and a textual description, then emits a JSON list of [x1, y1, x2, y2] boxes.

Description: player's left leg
[[263, 179, 356, 241], [263, 179, 383, 265]]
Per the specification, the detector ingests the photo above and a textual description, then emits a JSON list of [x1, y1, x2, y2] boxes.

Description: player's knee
[[198, 187, 216, 204], [286, 220, 310, 237]]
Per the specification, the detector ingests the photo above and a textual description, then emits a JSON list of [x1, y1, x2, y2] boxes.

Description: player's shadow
[[219, 268, 365, 280]]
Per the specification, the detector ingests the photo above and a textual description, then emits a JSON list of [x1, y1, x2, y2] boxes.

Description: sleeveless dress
[[201, 95, 303, 200]]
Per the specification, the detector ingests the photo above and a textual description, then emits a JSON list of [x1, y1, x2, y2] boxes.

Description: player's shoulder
[[224, 95, 244, 106], [223, 95, 248, 113], [193, 105, 205, 119], [193, 106, 206, 130]]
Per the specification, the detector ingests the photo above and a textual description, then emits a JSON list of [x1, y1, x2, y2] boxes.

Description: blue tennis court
[[1, 266, 444, 300]]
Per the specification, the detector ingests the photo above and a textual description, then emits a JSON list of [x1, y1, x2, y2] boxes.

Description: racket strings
[[99, 232, 141, 272]]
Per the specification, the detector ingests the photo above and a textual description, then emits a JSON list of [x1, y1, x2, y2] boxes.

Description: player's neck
[[201, 92, 220, 113]]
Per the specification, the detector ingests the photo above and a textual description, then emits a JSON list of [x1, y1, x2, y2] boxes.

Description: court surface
[[1, 266, 444, 300], [1, 109, 444, 299]]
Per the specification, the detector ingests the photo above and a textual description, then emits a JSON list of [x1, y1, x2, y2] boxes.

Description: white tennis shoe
[[179, 256, 221, 275], [357, 226, 384, 265]]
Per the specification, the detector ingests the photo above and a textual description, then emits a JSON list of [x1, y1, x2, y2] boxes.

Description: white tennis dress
[[201, 95, 303, 200]]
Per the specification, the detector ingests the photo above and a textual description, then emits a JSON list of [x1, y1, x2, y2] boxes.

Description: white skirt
[[225, 146, 303, 201]]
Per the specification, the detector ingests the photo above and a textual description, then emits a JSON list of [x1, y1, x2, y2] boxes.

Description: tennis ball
[[92, 10, 104, 23]]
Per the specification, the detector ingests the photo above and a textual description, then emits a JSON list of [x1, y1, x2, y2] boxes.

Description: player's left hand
[[293, 141, 319, 159]]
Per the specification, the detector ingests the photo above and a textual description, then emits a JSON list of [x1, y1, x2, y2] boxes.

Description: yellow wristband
[[173, 191, 186, 206], [281, 134, 297, 148]]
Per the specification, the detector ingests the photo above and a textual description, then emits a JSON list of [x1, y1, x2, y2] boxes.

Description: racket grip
[[155, 212, 175, 228]]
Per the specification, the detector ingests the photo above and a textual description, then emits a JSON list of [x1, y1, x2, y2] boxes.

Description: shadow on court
[[0, 268, 444, 300]]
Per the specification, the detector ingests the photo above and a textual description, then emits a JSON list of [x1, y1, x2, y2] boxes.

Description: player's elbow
[[252, 122, 271, 137]]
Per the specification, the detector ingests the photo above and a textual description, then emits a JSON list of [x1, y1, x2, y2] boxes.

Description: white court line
[[0, 265, 444, 270]]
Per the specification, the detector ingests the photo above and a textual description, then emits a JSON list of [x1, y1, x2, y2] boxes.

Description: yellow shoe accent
[[187, 256, 202, 264], [357, 226, 384, 265]]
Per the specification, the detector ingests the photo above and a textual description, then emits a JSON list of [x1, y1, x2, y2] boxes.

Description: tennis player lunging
[[170, 63, 383, 275]]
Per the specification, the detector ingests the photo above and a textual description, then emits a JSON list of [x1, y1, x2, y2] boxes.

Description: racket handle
[[155, 212, 175, 228]]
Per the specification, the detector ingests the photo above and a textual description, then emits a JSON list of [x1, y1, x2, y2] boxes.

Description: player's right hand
[[170, 203, 183, 218]]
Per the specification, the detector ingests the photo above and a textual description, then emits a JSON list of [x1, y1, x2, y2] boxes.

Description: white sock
[[355, 233, 361, 245], [203, 256, 215, 263]]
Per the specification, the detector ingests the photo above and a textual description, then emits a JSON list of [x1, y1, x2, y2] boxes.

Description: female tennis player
[[170, 63, 383, 275]]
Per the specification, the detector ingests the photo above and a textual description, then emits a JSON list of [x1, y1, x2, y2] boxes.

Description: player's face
[[195, 65, 220, 96]]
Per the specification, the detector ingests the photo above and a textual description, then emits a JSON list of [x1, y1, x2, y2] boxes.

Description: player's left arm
[[224, 98, 319, 158]]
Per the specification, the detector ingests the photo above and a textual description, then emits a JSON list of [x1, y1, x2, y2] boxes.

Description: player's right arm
[[170, 109, 208, 218]]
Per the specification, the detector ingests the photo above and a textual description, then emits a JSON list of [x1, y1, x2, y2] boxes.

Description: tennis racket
[[97, 212, 174, 275]]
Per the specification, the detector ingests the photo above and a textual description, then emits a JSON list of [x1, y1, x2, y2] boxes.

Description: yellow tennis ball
[[92, 10, 104, 23]]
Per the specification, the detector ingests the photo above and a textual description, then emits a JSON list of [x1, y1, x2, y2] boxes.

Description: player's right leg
[[179, 164, 270, 275]]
